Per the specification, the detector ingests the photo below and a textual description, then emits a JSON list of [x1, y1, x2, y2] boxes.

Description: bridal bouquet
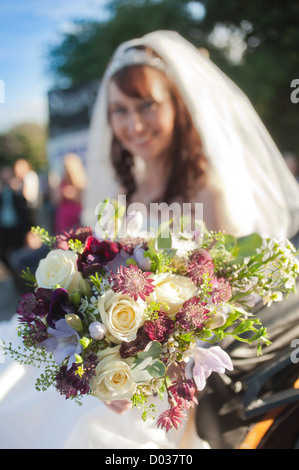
[[4, 199, 299, 432]]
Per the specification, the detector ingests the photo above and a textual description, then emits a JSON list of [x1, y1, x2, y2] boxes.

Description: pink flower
[[157, 406, 186, 432], [187, 249, 215, 285], [175, 296, 210, 331], [191, 345, 233, 391], [210, 277, 232, 304], [109, 264, 155, 301]]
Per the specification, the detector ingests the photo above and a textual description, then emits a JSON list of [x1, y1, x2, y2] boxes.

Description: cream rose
[[98, 290, 146, 343], [148, 273, 199, 315], [90, 346, 137, 401], [35, 249, 82, 294]]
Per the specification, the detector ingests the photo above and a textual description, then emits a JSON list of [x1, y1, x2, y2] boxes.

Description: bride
[[1, 30, 299, 450]]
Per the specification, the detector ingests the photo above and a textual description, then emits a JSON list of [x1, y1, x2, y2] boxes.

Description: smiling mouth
[[131, 136, 152, 146]]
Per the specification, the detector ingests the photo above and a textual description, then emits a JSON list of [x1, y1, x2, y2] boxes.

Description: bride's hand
[[104, 399, 132, 414]]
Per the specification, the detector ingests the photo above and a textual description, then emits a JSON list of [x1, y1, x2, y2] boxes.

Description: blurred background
[[0, 0, 298, 321]]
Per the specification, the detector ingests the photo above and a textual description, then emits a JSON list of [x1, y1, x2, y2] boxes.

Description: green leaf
[[223, 234, 237, 252], [79, 337, 92, 348], [236, 233, 263, 257], [157, 231, 172, 250], [146, 360, 166, 378], [126, 257, 137, 266], [132, 341, 162, 370]]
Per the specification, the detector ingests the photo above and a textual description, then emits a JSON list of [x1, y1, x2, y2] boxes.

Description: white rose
[[35, 249, 82, 294], [98, 290, 146, 343], [90, 346, 137, 401], [148, 273, 198, 315]]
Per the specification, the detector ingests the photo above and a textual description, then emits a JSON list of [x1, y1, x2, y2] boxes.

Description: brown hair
[[109, 52, 207, 205]]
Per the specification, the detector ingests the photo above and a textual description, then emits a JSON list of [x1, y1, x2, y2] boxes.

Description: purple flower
[[17, 288, 52, 323], [77, 236, 125, 276], [41, 319, 82, 369], [56, 354, 97, 399], [22, 319, 48, 346], [46, 288, 76, 328], [191, 345, 233, 391]]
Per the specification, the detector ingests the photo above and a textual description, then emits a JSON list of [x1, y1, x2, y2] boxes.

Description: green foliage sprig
[[31, 226, 56, 247]]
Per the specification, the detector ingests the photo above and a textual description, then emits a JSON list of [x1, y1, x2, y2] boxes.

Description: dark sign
[[48, 79, 100, 137]]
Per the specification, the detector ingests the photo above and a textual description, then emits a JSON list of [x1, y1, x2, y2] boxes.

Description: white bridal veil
[[83, 30, 299, 240]]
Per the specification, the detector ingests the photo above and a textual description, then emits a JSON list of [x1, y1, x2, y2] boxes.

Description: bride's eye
[[140, 101, 158, 112], [110, 106, 127, 115]]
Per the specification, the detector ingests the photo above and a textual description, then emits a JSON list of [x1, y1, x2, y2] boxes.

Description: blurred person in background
[[53, 153, 87, 234], [0, 166, 33, 269], [13, 158, 39, 217]]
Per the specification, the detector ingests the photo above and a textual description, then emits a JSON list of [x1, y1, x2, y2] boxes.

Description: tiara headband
[[105, 46, 170, 81]]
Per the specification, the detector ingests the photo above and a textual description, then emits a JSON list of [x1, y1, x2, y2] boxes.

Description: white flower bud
[[89, 321, 107, 340]]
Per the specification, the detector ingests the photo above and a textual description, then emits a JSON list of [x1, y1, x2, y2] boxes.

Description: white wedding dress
[[0, 315, 208, 449]]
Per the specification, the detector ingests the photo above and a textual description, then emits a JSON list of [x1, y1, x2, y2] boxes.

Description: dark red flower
[[187, 249, 215, 285], [77, 236, 123, 276], [177, 379, 197, 401], [54, 226, 93, 250], [176, 296, 210, 331], [143, 312, 174, 343], [119, 327, 151, 358], [169, 379, 198, 409]]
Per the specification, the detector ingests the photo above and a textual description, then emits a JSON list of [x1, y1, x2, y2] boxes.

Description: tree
[[47, 0, 201, 87], [0, 123, 47, 171], [197, 0, 299, 156]]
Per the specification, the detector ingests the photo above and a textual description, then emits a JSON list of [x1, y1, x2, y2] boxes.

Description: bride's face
[[108, 67, 176, 163]]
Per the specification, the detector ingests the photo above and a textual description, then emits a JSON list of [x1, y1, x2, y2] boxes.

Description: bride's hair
[[109, 48, 207, 204]]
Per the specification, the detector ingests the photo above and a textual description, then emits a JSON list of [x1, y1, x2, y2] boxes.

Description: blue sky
[[0, 0, 110, 133]]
